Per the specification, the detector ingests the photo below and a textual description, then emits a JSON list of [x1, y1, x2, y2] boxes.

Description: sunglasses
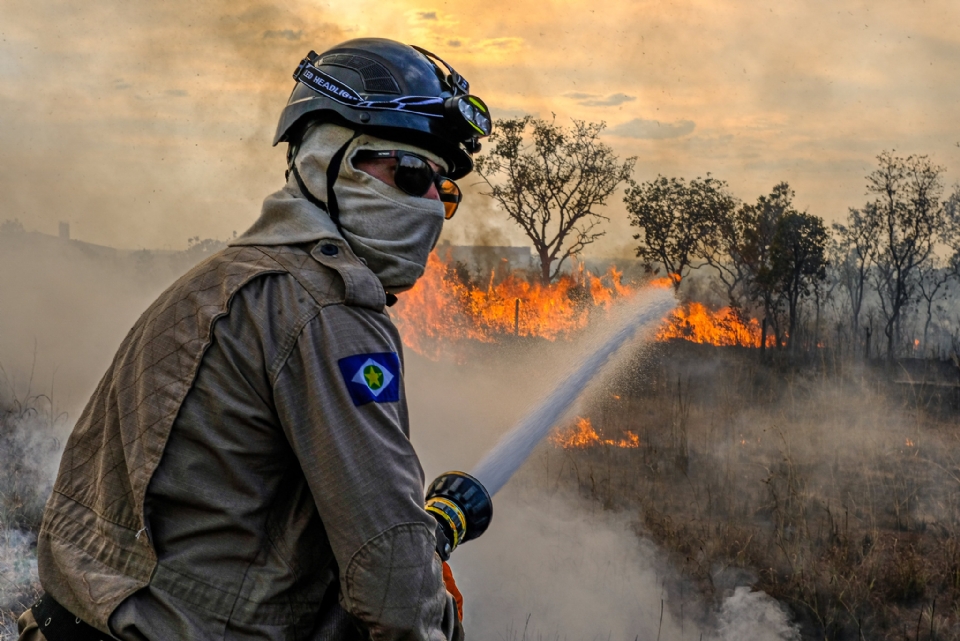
[[353, 149, 462, 219]]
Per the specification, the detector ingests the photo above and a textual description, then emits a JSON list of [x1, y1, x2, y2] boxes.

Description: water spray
[[425, 288, 676, 557]]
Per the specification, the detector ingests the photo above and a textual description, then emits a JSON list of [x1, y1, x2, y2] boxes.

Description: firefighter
[[18, 38, 490, 641]]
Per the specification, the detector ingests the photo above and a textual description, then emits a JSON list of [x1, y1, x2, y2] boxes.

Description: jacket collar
[[231, 183, 343, 247]]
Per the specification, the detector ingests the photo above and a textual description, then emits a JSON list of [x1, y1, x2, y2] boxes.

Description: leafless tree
[[915, 256, 953, 354], [831, 205, 879, 349], [864, 152, 946, 360], [475, 117, 635, 284], [703, 202, 754, 310]]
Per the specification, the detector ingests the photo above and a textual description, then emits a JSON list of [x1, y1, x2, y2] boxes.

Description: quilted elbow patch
[[343, 522, 445, 632]]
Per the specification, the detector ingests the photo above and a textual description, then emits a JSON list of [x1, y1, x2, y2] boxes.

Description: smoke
[[403, 308, 801, 640], [1, 0, 347, 249], [456, 488, 695, 640], [0, 232, 216, 412], [716, 588, 798, 641], [437, 178, 524, 249], [448, 487, 799, 641], [0, 530, 40, 639], [471, 288, 675, 495], [0, 381, 63, 638]]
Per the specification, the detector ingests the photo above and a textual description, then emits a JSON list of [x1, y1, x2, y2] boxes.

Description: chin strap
[[325, 131, 361, 232], [289, 130, 361, 237], [291, 164, 328, 213]]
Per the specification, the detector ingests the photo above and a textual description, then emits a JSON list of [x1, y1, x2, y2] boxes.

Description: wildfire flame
[[391, 251, 772, 356], [551, 417, 641, 449], [656, 302, 773, 348], [391, 251, 636, 357]]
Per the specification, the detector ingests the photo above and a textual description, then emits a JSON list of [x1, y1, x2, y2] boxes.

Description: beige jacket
[[37, 185, 457, 640]]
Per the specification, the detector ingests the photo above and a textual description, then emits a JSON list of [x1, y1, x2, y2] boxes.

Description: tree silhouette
[[475, 117, 635, 284], [625, 174, 736, 292], [864, 152, 945, 360]]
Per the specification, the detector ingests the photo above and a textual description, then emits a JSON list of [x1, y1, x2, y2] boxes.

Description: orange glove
[[442, 561, 464, 621]]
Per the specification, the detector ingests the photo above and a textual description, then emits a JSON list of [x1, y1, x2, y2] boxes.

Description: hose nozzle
[[425, 471, 492, 559]]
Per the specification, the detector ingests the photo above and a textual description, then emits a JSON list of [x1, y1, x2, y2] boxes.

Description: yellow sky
[[1, 0, 959, 254]]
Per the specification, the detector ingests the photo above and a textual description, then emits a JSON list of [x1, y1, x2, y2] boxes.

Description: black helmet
[[274, 38, 491, 179]]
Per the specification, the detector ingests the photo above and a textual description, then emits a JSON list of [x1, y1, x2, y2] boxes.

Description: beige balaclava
[[290, 123, 447, 292]]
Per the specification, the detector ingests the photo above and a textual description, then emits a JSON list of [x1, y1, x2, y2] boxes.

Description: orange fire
[[391, 251, 637, 357], [551, 417, 641, 449], [656, 302, 772, 348], [391, 251, 771, 356]]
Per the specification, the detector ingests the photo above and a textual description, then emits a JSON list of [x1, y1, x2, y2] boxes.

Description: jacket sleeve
[[273, 302, 459, 641]]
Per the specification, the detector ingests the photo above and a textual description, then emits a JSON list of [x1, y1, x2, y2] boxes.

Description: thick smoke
[[404, 307, 800, 641]]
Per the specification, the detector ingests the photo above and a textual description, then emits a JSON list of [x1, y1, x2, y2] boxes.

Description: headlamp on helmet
[[275, 38, 488, 179], [290, 47, 492, 152], [445, 95, 492, 138]]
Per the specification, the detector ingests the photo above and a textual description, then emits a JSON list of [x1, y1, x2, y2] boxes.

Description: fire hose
[[424, 288, 675, 558]]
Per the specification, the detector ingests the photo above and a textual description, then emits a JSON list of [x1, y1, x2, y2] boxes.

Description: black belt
[[32, 593, 116, 641]]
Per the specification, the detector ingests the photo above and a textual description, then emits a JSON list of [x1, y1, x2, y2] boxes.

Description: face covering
[[295, 124, 447, 292]]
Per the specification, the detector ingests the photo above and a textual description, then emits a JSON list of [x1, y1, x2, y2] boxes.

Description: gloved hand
[[442, 561, 463, 621]]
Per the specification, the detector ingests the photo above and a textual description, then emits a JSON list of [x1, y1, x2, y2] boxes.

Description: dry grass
[[0, 389, 63, 639], [533, 343, 960, 640]]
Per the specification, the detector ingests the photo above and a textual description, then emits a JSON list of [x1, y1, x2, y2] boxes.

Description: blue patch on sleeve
[[337, 352, 402, 406]]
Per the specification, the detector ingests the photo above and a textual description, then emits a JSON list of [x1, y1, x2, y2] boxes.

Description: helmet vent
[[320, 54, 401, 95]]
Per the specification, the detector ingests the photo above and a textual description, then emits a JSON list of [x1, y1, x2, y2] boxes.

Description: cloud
[[417, 11, 437, 20], [475, 37, 524, 53], [164, 89, 188, 97], [581, 92, 636, 107], [564, 92, 636, 107], [447, 39, 461, 47], [262, 29, 302, 41], [606, 117, 696, 140]]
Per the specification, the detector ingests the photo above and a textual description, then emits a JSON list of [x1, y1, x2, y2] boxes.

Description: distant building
[[435, 240, 532, 275], [59, 222, 70, 240]]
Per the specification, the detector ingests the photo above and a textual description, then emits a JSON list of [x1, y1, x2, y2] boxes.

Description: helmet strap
[[325, 131, 361, 233], [289, 130, 361, 237], [284, 139, 301, 182], [291, 163, 328, 213]]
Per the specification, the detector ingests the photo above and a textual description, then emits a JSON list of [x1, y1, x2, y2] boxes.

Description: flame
[[392, 251, 637, 357], [648, 273, 682, 289], [656, 302, 773, 348], [551, 417, 641, 449], [391, 251, 771, 356]]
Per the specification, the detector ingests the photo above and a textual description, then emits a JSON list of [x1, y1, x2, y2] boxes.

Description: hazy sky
[[2, 0, 958, 254]]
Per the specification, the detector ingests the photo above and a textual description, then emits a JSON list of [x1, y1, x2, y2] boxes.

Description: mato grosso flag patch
[[337, 352, 401, 406]]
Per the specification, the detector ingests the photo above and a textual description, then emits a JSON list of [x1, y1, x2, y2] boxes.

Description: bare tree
[[703, 202, 754, 310], [475, 117, 635, 284], [915, 255, 953, 354], [927, 185, 960, 355], [831, 205, 879, 348], [865, 152, 946, 360], [624, 174, 736, 292]]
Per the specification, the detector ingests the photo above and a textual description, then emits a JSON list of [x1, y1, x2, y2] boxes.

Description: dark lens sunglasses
[[353, 149, 462, 219]]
